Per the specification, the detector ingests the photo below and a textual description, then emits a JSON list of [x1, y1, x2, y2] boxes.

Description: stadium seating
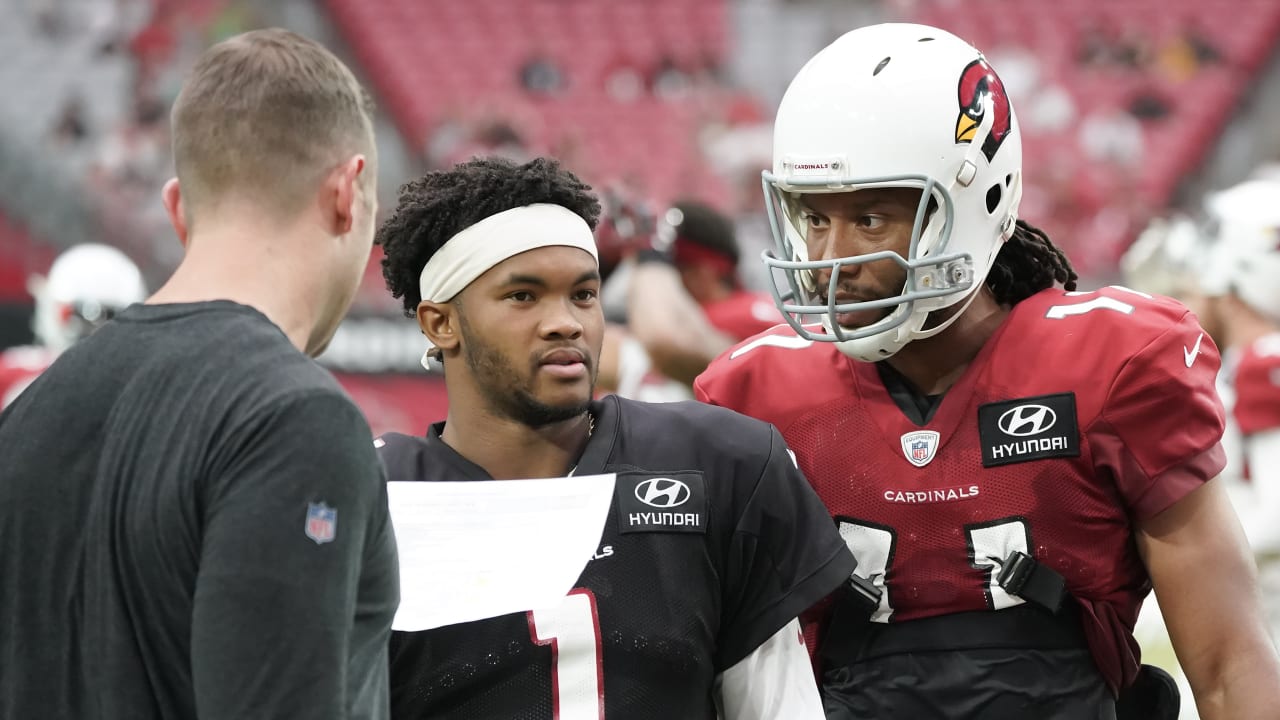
[[327, 0, 1280, 277], [912, 0, 1280, 274], [326, 0, 734, 207]]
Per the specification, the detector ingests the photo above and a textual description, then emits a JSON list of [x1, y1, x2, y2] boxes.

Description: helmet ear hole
[[985, 184, 1002, 214]]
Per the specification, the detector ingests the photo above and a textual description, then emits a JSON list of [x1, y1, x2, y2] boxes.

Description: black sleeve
[[191, 390, 396, 720], [714, 425, 857, 671]]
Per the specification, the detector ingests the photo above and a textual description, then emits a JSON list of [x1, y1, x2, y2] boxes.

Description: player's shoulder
[[698, 322, 845, 391], [1010, 286, 1205, 361], [1014, 285, 1195, 333], [610, 395, 782, 464], [618, 393, 772, 432], [373, 431, 431, 461]]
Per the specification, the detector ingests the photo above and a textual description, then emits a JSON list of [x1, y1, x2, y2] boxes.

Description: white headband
[[418, 203, 598, 303], [416, 203, 599, 368]]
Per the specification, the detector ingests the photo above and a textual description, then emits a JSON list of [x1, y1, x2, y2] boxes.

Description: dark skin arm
[[1137, 477, 1280, 720]]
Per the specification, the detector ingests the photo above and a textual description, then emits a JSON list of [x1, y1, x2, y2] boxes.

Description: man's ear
[[327, 154, 366, 235], [417, 300, 460, 355], [161, 177, 190, 246]]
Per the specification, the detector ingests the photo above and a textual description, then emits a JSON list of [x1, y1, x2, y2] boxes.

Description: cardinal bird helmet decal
[[956, 58, 1012, 162], [762, 23, 1025, 361]]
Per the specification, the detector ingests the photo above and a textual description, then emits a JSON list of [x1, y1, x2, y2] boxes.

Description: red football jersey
[[702, 290, 783, 342], [0, 345, 56, 409], [695, 286, 1226, 693], [1233, 333, 1280, 437]]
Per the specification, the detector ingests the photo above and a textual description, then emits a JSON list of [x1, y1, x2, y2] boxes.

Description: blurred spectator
[[1023, 83, 1076, 134], [519, 52, 566, 96], [651, 55, 693, 100], [987, 45, 1075, 136], [1157, 21, 1223, 82], [603, 52, 647, 102], [1112, 25, 1152, 69], [1128, 86, 1174, 122], [50, 95, 90, 147], [1077, 22, 1116, 67], [1079, 104, 1145, 168], [1076, 21, 1151, 70]]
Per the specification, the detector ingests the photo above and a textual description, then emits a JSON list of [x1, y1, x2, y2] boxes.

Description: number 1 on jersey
[[527, 589, 605, 720]]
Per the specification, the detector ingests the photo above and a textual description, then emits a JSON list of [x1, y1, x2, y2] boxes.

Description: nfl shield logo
[[305, 502, 337, 544], [899, 430, 940, 468]]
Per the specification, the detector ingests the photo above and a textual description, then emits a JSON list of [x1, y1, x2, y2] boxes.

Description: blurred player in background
[[0, 242, 146, 408], [375, 156, 855, 719], [596, 193, 778, 400], [657, 199, 779, 341], [697, 23, 1280, 719], [0, 28, 398, 720], [593, 187, 698, 402], [1197, 179, 1280, 640]]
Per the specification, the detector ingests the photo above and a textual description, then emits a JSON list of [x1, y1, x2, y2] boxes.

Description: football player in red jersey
[[695, 23, 1280, 720], [0, 243, 146, 408], [659, 199, 780, 342]]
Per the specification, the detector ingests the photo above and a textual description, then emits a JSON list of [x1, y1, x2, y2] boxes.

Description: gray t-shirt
[[0, 301, 398, 720]]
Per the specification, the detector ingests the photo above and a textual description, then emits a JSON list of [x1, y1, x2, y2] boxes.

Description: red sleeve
[[702, 292, 783, 342], [1234, 336, 1280, 436], [1088, 311, 1227, 520]]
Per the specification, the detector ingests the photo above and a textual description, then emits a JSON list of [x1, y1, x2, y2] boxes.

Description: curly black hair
[[985, 219, 1079, 305], [377, 156, 602, 316]]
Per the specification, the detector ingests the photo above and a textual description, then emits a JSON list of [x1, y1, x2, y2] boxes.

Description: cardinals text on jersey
[[696, 285, 1225, 694]]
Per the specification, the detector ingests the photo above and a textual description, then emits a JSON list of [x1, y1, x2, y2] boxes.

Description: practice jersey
[[0, 345, 55, 409], [696, 286, 1225, 694], [377, 395, 855, 719]]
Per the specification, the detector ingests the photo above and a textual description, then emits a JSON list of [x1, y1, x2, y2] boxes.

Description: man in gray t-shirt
[[0, 29, 397, 720]]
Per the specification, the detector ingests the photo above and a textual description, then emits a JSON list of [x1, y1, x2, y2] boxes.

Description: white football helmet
[[1120, 214, 1205, 299], [1200, 178, 1280, 322], [31, 243, 147, 353], [762, 23, 1023, 361]]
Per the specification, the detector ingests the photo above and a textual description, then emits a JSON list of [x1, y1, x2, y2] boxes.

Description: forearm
[[626, 261, 734, 383], [1190, 647, 1280, 720], [1139, 478, 1280, 720]]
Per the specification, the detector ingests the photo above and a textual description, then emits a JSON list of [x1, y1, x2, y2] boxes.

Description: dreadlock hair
[[377, 156, 602, 317], [984, 219, 1079, 306]]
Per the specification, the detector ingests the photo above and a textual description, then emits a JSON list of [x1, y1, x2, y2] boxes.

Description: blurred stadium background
[[3, 0, 1278, 433], [2, 0, 1276, 712]]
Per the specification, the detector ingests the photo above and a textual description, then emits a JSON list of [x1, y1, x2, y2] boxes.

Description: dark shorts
[[820, 604, 1115, 720]]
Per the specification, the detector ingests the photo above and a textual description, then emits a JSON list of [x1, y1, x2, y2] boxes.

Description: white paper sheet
[[386, 473, 616, 632]]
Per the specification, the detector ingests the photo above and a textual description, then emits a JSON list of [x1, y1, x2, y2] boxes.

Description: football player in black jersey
[[373, 156, 856, 719]]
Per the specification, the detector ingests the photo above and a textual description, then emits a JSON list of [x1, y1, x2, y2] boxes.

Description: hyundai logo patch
[[978, 393, 1080, 467]]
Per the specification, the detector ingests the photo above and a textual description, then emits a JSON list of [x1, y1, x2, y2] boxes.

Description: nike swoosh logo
[[1184, 333, 1204, 368]]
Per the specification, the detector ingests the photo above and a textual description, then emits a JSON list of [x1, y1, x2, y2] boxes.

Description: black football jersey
[[378, 395, 855, 719]]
